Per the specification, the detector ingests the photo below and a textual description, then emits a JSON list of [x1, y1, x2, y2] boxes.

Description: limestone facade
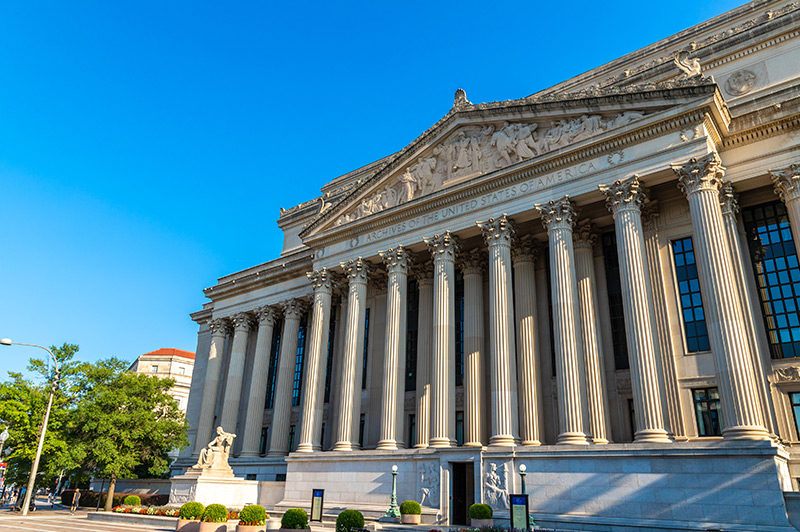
[[175, 2, 800, 530], [129, 348, 194, 413]]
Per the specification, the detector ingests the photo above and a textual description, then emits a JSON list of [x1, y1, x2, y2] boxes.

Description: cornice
[[204, 251, 314, 301], [301, 81, 719, 239], [721, 113, 800, 150], [190, 307, 213, 325], [304, 104, 720, 249]]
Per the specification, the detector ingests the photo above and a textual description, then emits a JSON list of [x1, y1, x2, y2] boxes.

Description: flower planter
[[198, 523, 228, 532], [470, 518, 493, 528], [237, 525, 266, 532], [400, 514, 421, 524], [176, 519, 201, 532]]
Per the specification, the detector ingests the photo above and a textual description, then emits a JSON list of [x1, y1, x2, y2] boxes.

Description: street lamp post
[[0, 339, 59, 517], [384, 464, 400, 518], [518, 463, 527, 495]]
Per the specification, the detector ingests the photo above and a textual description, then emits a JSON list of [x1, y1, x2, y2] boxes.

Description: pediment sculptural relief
[[334, 110, 646, 226]]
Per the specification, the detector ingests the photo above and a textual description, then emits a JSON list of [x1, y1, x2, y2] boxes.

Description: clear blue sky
[[0, 0, 743, 377]]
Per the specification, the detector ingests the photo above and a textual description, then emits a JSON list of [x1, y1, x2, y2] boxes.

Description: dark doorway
[[451, 462, 475, 525]]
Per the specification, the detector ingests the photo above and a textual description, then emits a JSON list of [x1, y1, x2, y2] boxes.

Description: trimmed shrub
[[60, 490, 168, 508], [399, 500, 421, 515], [179, 502, 205, 520], [281, 508, 309, 529], [123, 495, 141, 506], [239, 504, 268, 526], [336, 509, 365, 532], [201, 503, 229, 523], [469, 503, 493, 520]]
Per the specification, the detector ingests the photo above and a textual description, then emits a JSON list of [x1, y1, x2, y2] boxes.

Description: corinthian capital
[[719, 180, 740, 215], [341, 257, 370, 285], [379, 245, 414, 274], [476, 214, 515, 247], [641, 201, 660, 232], [281, 298, 307, 320], [424, 231, 460, 262], [598, 175, 647, 214], [459, 248, 485, 276], [307, 268, 335, 293], [411, 261, 433, 285], [770, 163, 800, 203], [208, 318, 232, 336], [254, 306, 278, 326], [231, 312, 254, 332], [535, 196, 577, 232], [673, 152, 725, 198], [573, 220, 598, 249], [512, 234, 540, 264]]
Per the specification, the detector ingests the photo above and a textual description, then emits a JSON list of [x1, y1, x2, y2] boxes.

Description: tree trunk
[[103, 475, 116, 512]]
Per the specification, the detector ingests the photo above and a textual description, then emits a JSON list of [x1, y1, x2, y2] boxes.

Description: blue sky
[[0, 0, 743, 378]]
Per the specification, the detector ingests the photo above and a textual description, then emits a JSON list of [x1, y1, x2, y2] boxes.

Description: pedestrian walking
[[48, 491, 55, 508], [69, 488, 80, 515]]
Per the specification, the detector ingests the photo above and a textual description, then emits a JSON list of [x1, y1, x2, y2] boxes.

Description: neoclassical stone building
[[175, 1, 800, 530]]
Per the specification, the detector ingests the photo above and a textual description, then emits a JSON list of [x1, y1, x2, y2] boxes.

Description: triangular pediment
[[303, 78, 721, 237]]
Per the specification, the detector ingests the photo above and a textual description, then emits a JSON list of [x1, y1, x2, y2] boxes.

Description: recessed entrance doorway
[[450, 462, 475, 525]]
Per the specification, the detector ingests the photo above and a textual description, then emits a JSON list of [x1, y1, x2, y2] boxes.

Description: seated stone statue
[[194, 426, 236, 469]]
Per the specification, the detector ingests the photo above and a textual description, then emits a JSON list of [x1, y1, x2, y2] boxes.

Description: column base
[[333, 441, 356, 451], [428, 437, 457, 448], [634, 429, 672, 443], [723, 425, 772, 440], [592, 438, 610, 445], [463, 441, 484, 447], [489, 435, 519, 447], [413, 443, 429, 449], [557, 432, 591, 445], [295, 443, 322, 453], [376, 439, 398, 450], [520, 440, 542, 446]]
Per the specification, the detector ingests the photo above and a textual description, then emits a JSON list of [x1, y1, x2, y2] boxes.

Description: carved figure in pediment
[[606, 111, 645, 129], [491, 122, 516, 168], [410, 157, 438, 196], [399, 169, 419, 204], [513, 122, 540, 159], [451, 132, 482, 178]]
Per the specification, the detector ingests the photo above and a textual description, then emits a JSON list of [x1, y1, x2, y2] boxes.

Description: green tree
[[70, 365, 189, 511]]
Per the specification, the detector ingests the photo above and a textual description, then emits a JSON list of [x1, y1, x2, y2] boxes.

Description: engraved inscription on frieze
[[334, 111, 646, 226]]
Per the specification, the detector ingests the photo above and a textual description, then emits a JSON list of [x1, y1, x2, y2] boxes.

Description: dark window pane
[[693, 387, 722, 436], [672, 237, 710, 353], [603, 232, 630, 370]]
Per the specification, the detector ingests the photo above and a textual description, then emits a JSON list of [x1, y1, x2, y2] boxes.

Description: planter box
[[198, 523, 227, 532], [176, 519, 201, 532], [401, 514, 421, 524], [237, 525, 266, 532], [470, 518, 493, 528]]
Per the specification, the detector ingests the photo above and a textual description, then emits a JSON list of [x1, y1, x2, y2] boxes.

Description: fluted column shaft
[[536, 198, 591, 445], [573, 223, 611, 444], [268, 300, 306, 456], [219, 313, 253, 435], [194, 319, 230, 454], [425, 232, 459, 448], [675, 154, 769, 440], [378, 247, 412, 450], [414, 272, 433, 448], [771, 164, 800, 251], [513, 237, 542, 446], [334, 258, 370, 451], [478, 215, 520, 446], [239, 307, 278, 456], [599, 177, 670, 443], [461, 251, 485, 447], [297, 270, 334, 452]]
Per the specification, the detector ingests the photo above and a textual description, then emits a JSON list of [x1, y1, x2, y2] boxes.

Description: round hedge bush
[[179, 502, 204, 520], [201, 503, 230, 523], [469, 503, 493, 520], [336, 509, 365, 532], [281, 508, 309, 529], [123, 495, 141, 506], [239, 504, 268, 526], [399, 500, 421, 515]]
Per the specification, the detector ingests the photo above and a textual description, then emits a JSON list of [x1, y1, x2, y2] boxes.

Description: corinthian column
[[573, 221, 611, 444], [535, 197, 591, 445], [268, 299, 307, 456], [194, 318, 231, 454], [771, 163, 800, 249], [297, 269, 335, 452], [599, 176, 670, 443], [219, 312, 253, 435], [377, 246, 412, 450], [513, 236, 542, 446], [333, 258, 370, 451], [239, 306, 278, 457], [720, 182, 778, 437], [414, 264, 433, 448], [424, 231, 460, 448], [674, 153, 769, 440], [477, 214, 520, 446], [460, 249, 485, 447]]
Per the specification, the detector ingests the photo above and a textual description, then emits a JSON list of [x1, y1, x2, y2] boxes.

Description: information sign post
[[310, 489, 325, 522], [509, 493, 530, 531]]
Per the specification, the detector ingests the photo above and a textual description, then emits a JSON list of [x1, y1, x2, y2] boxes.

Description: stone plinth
[[169, 471, 259, 508]]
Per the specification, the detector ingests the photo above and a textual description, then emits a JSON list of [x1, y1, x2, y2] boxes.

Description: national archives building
[[173, 2, 800, 530]]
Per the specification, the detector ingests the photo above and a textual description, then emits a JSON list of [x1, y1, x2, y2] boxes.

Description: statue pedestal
[[169, 468, 260, 507]]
